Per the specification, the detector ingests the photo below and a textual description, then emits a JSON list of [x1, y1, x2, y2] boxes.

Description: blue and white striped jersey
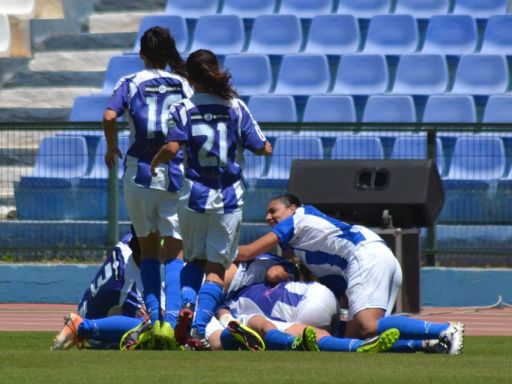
[[108, 69, 194, 192], [78, 233, 144, 319], [166, 93, 267, 213], [271, 205, 385, 299]]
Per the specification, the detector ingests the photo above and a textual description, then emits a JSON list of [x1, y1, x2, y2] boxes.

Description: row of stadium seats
[[130, 14, 512, 56], [70, 93, 512, 124], [163, 0, 509, 20]]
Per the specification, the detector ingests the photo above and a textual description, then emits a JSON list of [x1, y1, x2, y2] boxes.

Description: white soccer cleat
[[439, 322, 465, 355], [423, 339, 449, 354]]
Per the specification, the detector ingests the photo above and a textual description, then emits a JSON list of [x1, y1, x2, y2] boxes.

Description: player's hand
[[150, 161, 158, 177], [104, 147, 122, 169]]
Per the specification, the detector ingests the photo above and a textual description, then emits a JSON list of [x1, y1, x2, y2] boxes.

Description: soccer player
[[103, 26, 193, 349], [150, 49, 272, 350], [236, 194, 465, 354]]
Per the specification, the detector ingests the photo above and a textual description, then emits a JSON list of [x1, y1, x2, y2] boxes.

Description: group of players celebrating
[[50, 26, 464, 354]]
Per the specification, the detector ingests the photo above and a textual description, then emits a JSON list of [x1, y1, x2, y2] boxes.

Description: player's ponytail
[[186, 49, 238, 101], [140, 26, 186, 77]]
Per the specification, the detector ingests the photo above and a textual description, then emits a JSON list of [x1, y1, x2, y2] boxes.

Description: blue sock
[[388, 339, 424, 353], [78, 316, 143, 343], [263, 329, 297, 350], [140, 258, 161, 324], [164, 259, 184, 327], [192, 281, 224, 335], [220, 328, 242, 350], [377, 315, 450, 340], [180, 262, 204, 306], [317, 336, 362, 352]]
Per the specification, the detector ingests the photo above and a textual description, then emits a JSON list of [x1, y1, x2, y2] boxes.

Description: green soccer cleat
[[153, 321, 182, 351], [227, 320, 265, 351], [357, 328, 400, 353], [301, 326, 320, 352], [119, 319, 152, 351]]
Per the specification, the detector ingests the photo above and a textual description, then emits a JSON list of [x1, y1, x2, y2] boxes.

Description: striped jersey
[[271, 205, 385, 299], [108, 69, 194, 191], [166, 93, 267, 213], [78, 232, 144, 319]]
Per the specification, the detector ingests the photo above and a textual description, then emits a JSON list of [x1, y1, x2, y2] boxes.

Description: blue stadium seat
[[391, 54, 448, 95], [336, 0, 392, 19], [363, 15, 419, 55], [278, 0, 334, 18], [423, 95, 477, 123], [331, 136, 384, 159], [133, 15, 188, 53], [452, 0, 508, 19], [332, 54, 389, 95], [190, 15, 245, 54], [221, 0, 276, 18], [481, 15, 512, 55], [248, 95, 297, 122], [451, 54, 509, 95], [85, 135, 130, 179], [102, 55, 144, 95], [165, 0, 220, 18], [223, 54, 272, 95], [394, 0, 450, 19], [446, 136, 506, 180], [363, 95, 417, 123], [304, 15, 360, 55], [483, 95, 512, 123], [422, 15, 478, 55], [247, 15, 303, 54], [274, 54, 330, 95], [390, 135, 444, 175], [69, 94, 110, 122], [243, 150, 266, 180], [302, 95, 356, 122]]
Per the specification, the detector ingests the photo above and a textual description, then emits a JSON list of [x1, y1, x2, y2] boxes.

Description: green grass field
[[1, 332, 511, 384]]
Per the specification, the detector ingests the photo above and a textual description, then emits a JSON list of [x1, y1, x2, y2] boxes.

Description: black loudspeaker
[[287, 160, 445, 228]]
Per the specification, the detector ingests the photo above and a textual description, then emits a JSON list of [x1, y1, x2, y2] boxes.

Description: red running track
[[1, 303, 511, 336]]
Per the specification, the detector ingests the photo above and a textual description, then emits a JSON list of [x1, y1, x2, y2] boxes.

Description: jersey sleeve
[[237, 99, 267, 152], [271, 215, 296, 250], [107, 79, 130, 116], [166, 102, 189, 143]]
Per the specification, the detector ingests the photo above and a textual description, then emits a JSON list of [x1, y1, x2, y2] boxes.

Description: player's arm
[[236, 232, 280, 262], [150, 141, 182, 176], [103, 109, 122, 169], [238, 99, 272, 157], [254, 140, 272, 156]]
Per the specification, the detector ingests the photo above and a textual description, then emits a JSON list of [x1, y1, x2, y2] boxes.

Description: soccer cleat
[[187, 327, 212, 351], [227, 320, 265, 351], [175, 302, 194, 346], [299, 326, 319, 351], [439, 322, 464, 355], [357, 328, 400, 353], [423, 339, 449, 354], [153, 321, 182, 351], [119, 319, 152, 351], [51, 313, 84, 350]]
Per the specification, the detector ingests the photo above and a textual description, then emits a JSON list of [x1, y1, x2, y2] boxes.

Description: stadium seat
[[102, 55, 144, 95], [451, 54, 509, 95], [278, 0, 334, 18], [363, 15, 419, 55], [273, 54, 330, 95], [133, 15, 188, 53], [0, 14, 10, 57], [423, 95, 477, 123], [248, 95, 297, 122], [390, 135, 444, 175], [363, 95, 417, 123], [336, 0, 392, 19], [483, 95, 512, 123], [304, 15, 360, 55], [394, 0, 450, 19], [85, 135, 130, 179], [481, 15, 512, 56], [243, 150, 266, 180], [190, 15, 245, 54], [69, 94, 111, 122], [165, 0, 220, 18], [32, 136, 89, 179], [452, 0, 508, 19], [331, 136, 384, 159], [392, 54, 449, 95], [302, 95, 356, 123], [422, 15, 478, 55], [0, 0, 35, 19], [247, 15, 303, 54], [221, 0, 276, 18], [223, 54, 272, 95], [332, 54, 389, 95], [446, 137, 506, 180]]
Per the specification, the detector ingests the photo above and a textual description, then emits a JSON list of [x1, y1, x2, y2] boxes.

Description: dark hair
[[186, 49, 238, 101], [272, 194, 302, 208], [128, 225, 141, 258], [140, 26, 187, 78]]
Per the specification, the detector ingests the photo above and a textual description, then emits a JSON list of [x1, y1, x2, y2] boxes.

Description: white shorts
[[294, 282, 339, 333], [237, 314, 294, 333], [346, 241, 403, 319], [177, 205, 242, 269], [205, 316, 224, 340], [123, 172, 181, 239]]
